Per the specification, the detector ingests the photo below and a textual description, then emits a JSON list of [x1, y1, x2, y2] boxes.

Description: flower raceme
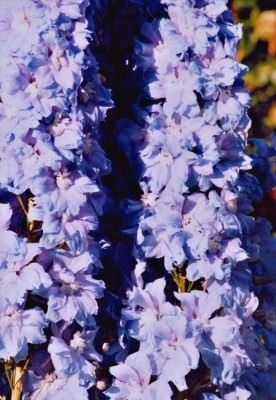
[[100, 0, 276, 399], [0, 1, 275, 400], [0, 0, 112, 399]]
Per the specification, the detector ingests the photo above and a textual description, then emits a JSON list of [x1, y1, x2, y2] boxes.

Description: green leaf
[[233, 0, 257, 9]]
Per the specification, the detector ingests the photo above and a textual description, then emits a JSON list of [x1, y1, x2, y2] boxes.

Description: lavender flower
[[0, 0, 112, 398], [0, 203, 25, 267], [0, 243, 52, 305], [107, 352, 172, 400], [48, 330, 101, 388], [46, 254, 104, 326], [0, 299, 47, 362]]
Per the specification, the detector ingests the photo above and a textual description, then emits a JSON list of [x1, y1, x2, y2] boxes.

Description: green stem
[[11, 366, 23, 400], [4, 363, 13, 389], [16, 196, 28, 217], [187, 281, 194, 292], [13, 359, 30, 388], [172, 270, 186, 293]]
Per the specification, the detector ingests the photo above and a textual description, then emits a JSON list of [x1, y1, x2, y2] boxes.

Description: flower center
[[70, 332, 86, 353]]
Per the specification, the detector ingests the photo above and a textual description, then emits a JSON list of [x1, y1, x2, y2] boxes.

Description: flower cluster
[[98, 0, 276, 399], [0, 1, 112, 399], [0, 1, 275, 400]]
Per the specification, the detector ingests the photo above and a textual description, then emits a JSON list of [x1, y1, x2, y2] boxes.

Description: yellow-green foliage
[[231, 0, 276, 136]]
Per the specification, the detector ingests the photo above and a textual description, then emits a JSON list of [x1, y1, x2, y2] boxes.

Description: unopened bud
[[102, 342, 110, 352], [96, 380, 107, 391]]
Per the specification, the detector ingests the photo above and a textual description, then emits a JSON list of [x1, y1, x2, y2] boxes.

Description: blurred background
[[230, 0, 276, 138], [229, 0, 276, 226]]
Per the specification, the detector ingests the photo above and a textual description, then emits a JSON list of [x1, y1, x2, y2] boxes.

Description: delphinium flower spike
[[0, 1, 112, 399], [98, 0, 276, 399]]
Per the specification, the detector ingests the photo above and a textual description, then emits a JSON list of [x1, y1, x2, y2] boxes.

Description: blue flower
[[48, 330, 101, 388], [0, 243, 52, 304], [0, 203, 26, 267], [0, 299, 47, 362], [46, 253, 104, 325], [27, 373, 89, 400], [40, 0, 88, 20], [0, 0, 48, 58], [107, 351, 172, 400]]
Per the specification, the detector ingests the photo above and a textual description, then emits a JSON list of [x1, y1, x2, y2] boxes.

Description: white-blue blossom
[[0, 299, 47, 362]]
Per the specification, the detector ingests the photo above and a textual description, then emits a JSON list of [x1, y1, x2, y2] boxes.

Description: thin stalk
[[172, 270, 186, 292], [187, 281, 194, 292], [13, 359, 30, 388], [4, 363, 13, 389], [11, 366, 23, 400], [16, 196, 28, 217]]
